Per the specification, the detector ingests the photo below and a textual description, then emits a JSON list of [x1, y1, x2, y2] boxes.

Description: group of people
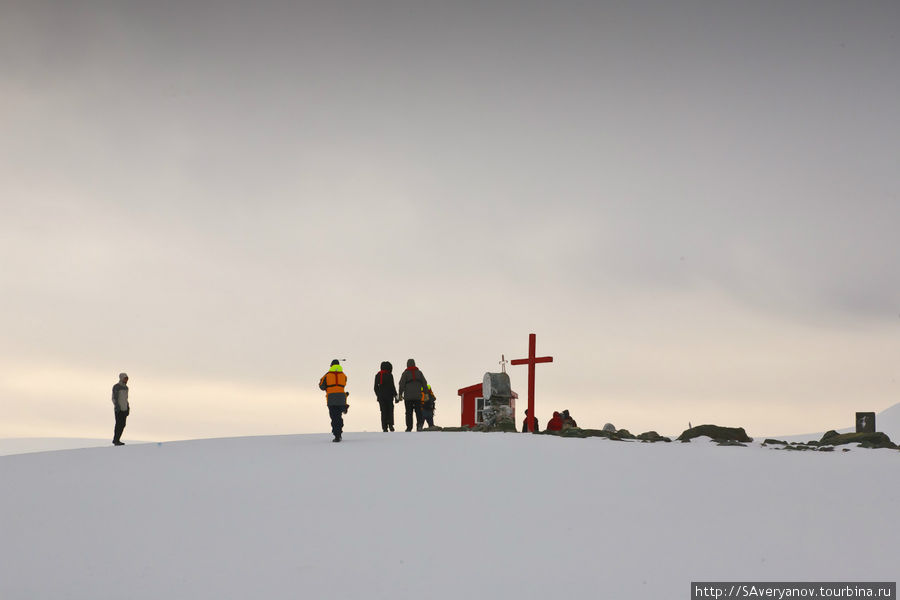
[[545, 409, 578, 432], [107, 358, 440, 446], [319, 358, 438, 443], [108, 363, 572, 446], [520, 409, 576, 433]]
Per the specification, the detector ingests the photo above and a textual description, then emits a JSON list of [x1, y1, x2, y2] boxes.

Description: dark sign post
[[855, 412, 876, 433]]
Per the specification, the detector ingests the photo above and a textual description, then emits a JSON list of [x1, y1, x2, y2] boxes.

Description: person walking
[[319, 359, 349, 442], [374, 361, 397, 432], [423, 384, 437, 429], [397, 358, 427, 432], [111, 372, 130, 446]]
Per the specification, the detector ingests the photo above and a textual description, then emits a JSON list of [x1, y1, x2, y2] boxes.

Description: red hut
[[458, 382, 518, 428]]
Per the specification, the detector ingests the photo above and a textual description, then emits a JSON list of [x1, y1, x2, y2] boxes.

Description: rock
[[677, 424, 752, 443], [716, 440, 747, 447], [637, 431, 672, 443], [559, 427, 586, 438], [581, 429, 613, 439], [763, 439, 788, 446], [603, 423, 616, 432], [786, 444, 817, 451], [818, 431, 897, 450], [820, 430, 840, 443], [615, 429, 636, 440], [559, 428, 615, 439]]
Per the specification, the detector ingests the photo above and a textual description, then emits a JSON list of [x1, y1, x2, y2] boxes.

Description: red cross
[[510, 333, 553, 433]]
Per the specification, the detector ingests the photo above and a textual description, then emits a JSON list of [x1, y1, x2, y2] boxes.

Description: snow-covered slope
[[775, 401, 900, 442], [0, 438, 118, 456], [0, 432, 896, 600], [871, 401, 900, 438]]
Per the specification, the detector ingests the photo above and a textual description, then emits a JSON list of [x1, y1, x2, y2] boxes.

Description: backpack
[[406, 369, 423, 399]]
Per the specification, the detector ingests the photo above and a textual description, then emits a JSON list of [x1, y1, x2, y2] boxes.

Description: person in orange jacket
[[319, 359, 349, 442]]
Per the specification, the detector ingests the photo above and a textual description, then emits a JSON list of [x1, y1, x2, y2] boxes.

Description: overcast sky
[[2, 0, 898, 441]]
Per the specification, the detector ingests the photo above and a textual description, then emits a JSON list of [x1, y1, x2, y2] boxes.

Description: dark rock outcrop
[[677, 424, 752, 443], [819, 431, 897, 450], [637, 431, 672, 443]]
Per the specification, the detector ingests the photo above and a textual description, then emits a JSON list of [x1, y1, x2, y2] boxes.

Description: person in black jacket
[[397, 358, 428, 432], [111, 372, 130, 446], [521, 408, 539, 433], [373, 361, 397, 432]]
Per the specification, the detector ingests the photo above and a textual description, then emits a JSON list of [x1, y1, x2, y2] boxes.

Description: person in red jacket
[[546, 411, 563, 432]]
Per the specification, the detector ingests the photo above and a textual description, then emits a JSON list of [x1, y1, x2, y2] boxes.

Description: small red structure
[[458, 383, 518, 428]]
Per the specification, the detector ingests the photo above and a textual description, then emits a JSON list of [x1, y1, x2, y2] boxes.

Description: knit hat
[[407, 358, 416, 367], [330, 359, 340, 366], [119, 372, 128, 381]]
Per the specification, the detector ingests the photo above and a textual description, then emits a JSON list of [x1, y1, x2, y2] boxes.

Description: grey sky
[[2, 0, 898, 439]]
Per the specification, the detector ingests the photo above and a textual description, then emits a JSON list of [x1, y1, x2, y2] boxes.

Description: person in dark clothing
[[423, 384, 437, 428], [319, 359, 349, 442], [374, 361, 397, 432], [521, 408, 539, 433], [111, 372, 130, 446], [546, 411, 563, 432], [397, 358, 428, 432], [561, 409, 578, 429]]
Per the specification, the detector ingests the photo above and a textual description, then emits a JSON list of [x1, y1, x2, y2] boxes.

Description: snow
[[1, 430, 897, 600]]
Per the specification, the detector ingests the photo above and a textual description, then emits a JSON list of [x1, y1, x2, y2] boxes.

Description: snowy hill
[[869, 401, 900, 438], [0, 438, 120, 456], [775, 401, 900, 442], [1, 432, 897, 600]]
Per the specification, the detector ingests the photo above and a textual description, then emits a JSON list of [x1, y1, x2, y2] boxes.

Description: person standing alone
[[319, 359, 349, 442], [374, 361, 397, 432], [397, 358, 428, 432], [111, 373, 130, 446]]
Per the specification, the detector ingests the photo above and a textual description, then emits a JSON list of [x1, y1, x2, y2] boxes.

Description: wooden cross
[[510, 333, 553, 433]]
